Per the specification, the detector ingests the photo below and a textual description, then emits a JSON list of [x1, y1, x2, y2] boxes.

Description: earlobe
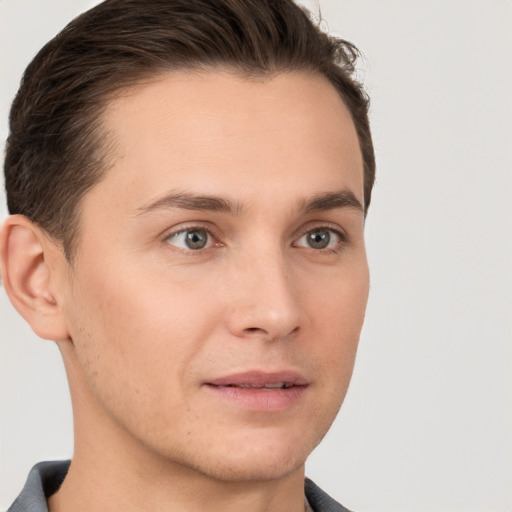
[[0, 215, 70, 341]]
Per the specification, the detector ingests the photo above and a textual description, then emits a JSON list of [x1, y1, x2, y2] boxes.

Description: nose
[[226, 249, 301, 342]]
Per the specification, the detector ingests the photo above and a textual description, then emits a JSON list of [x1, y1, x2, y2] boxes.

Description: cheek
[[307, 260, 369, 338], [304, 261, 369, 388], [64, 261, 222, 414], [294, 270, 368, 454]]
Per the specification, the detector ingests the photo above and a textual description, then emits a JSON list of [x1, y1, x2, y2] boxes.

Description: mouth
[[204, 371, 309, 411], [217, 382, 296, 389], [206, 370, 308, 388]]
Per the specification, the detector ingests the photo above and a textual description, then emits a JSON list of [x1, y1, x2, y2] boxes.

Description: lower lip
[[204, 384, 308, 411]]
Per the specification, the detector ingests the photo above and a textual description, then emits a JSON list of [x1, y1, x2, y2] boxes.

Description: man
[[0, 0, 375, 511]]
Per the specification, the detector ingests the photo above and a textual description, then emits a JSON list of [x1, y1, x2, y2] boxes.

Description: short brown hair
[[4, 0, 375, 259]]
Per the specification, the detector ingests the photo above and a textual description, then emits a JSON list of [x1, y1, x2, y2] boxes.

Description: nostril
[[244, 326, 272, 337]]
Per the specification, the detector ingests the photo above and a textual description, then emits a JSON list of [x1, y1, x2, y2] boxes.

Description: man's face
[[56, 70, 369, 481]]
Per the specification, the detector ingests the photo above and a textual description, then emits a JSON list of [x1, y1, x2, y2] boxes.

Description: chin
[[188, 449, 307, 483], [170, 426, 325, 484]]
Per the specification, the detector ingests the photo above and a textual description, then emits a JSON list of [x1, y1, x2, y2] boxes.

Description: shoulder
[[305, 478, 355, 512], [7, 460, 70, 512]]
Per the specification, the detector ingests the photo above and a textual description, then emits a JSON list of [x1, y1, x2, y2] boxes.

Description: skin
[[1, 70, 369, 512]]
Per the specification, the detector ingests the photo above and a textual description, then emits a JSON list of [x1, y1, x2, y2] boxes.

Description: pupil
[[185, 230, 207, 249], [308, 229, 330, 249]]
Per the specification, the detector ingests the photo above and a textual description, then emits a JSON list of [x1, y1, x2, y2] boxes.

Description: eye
[[295, 228, 342, 250], [166, 228, 212, 250]]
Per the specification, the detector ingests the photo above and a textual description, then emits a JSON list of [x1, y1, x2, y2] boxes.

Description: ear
[[0, 215, 70, 341]]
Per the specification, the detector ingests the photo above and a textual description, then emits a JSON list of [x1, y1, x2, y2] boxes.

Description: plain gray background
[[1, 1, 511, 511]]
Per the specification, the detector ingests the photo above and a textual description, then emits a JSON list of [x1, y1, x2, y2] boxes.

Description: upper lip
[[206, 370, 309, 388]]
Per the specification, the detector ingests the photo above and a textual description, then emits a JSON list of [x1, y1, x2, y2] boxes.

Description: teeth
[[228, 382, 291, 389], [264, 382, 287, 389]]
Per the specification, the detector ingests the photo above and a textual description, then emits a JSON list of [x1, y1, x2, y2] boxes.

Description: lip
[[207, 370, 308, 387], [204, 370, 309, 412]]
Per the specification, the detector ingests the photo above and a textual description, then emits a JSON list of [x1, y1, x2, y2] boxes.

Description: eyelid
[[293, 221, 347, 240], [160, 221, 348, 253], [162, 222, 222, 252], [292, 223, 348, 251]]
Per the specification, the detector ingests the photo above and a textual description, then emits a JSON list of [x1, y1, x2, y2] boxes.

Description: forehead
[[92, 70, 363, 212]]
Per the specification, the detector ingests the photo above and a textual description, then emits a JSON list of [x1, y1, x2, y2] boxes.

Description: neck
[[49, 459, 307, 512]]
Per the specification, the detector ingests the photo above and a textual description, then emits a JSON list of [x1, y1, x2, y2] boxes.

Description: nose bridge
[[226, 242, 301, 340]]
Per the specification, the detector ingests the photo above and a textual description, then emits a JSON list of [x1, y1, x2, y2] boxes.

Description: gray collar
[[7, 461, 353, 512]]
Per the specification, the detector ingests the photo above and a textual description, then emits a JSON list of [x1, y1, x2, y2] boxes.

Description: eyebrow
[[301, 189, 363, 214], [134, 188, 363, 217], [134, 191, 245, 216]]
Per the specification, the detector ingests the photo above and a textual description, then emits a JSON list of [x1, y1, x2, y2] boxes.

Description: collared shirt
[[7, 461, 353, 512]]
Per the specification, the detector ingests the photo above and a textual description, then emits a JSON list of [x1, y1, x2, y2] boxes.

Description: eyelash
[[293, 225, 347, 254], [163, 224, 348, 254], [163, 224, 219, 253]]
